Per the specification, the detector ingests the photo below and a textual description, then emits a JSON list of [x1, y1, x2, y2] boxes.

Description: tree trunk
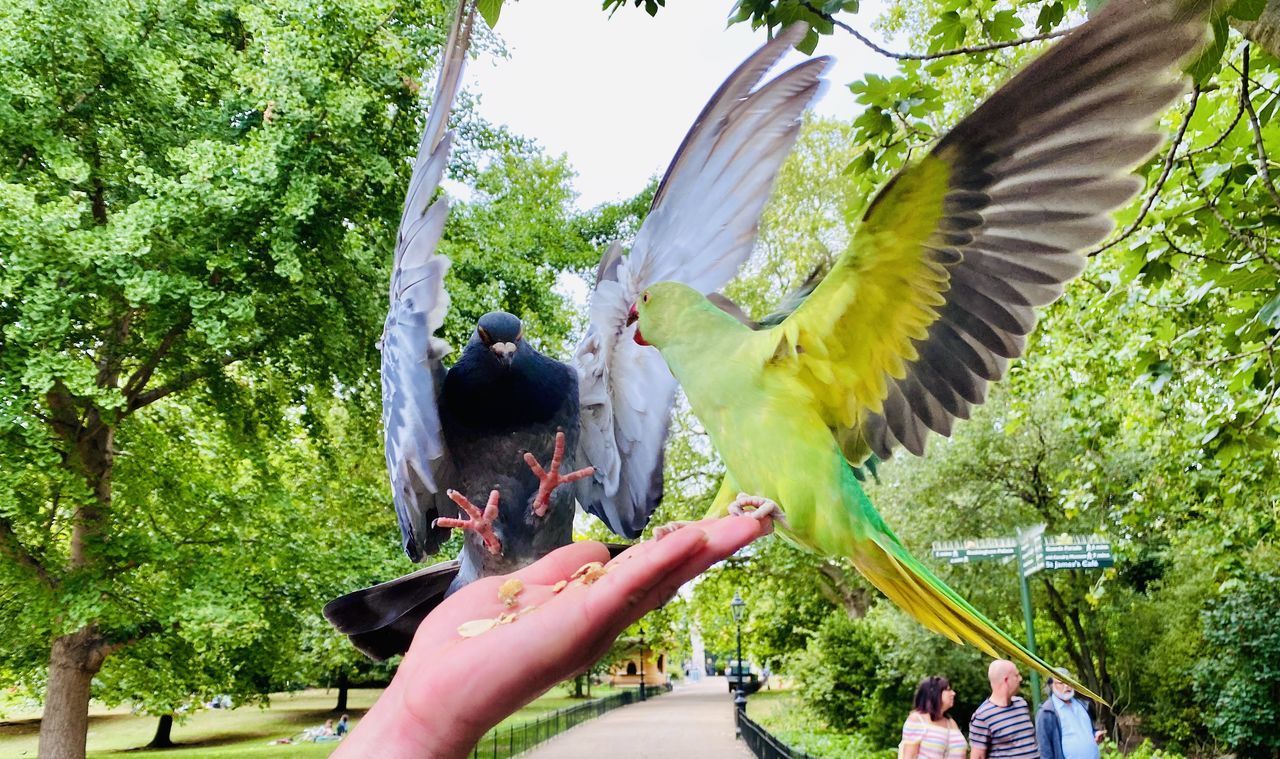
[[38, 627, 109, 759], [39, 419, 115, 759], [334, 671, 349, 713], [147, 715, 175, 749]]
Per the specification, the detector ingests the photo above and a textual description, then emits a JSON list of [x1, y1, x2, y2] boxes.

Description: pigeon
[[324, 1, 830, 660]]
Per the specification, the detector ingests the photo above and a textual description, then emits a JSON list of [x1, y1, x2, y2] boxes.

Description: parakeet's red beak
[[626, 304, 649, 346]]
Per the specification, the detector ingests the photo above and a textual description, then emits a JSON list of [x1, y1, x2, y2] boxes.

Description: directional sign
[[931, 538, 1018, 564], [933, 525, 1115, 712], [1040, 536, 1114, 570], [1017, 525, 1046, 578]]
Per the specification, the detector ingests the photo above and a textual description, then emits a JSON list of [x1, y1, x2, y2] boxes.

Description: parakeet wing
[[772, 0, 1203, 462], [573, 24, 830, 538], [381, 0, 475, 561]]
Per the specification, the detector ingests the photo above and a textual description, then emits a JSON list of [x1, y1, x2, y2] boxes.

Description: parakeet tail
[[853, 536, 1106, 704]]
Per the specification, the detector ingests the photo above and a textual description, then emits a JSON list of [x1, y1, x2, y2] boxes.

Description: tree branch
[[125, 351, 247, 414], [0, 516, 58, 588], [1187, 59, 1247, 157], [1242, 46, 1280, 209], [805, 3, 1077, 61], [121, 316, 190, 401]]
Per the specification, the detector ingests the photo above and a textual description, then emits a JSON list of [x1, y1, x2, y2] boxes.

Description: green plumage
[[633, 0, 1213, 705]]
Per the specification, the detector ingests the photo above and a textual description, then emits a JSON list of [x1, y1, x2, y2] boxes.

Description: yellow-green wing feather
[[767, 0, 1207, 462]]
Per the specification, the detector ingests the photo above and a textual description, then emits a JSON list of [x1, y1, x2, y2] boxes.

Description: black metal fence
[[736, 705, 817, 759], [469, 683, 671, 758]]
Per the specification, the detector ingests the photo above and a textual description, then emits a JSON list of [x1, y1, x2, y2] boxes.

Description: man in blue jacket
[[1036, 669, 1106, 759]]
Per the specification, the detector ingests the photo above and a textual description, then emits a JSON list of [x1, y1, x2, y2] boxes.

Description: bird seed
[[498, 578, 524, 607], [457, 618, 497, 638]]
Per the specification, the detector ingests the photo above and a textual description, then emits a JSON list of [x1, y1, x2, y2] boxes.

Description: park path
[[521, 677, 754, 759]]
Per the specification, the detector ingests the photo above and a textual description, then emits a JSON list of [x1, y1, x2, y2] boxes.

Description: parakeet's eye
[[642, 292, 650, 304]]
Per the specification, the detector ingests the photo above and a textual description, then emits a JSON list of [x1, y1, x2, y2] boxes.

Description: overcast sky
[[465, 0, 900, 209]]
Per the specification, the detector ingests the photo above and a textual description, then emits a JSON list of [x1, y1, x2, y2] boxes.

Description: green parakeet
[[627, 0, 1210, 701]]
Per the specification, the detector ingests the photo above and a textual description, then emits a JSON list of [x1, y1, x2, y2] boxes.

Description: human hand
[[333, 515, 774, 759], [1095, 729, 1107, 744]]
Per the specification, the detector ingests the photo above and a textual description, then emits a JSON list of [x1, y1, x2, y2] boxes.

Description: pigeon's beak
[[627, 304, 649, 346], [490, 342, 516, 366]]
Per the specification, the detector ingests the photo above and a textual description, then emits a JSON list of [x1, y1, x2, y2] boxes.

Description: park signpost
[[932, 525, 1114, 709]]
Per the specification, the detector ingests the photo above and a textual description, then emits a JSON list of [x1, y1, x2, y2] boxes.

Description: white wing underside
[[381, 0, 475, 561], [574, 25, 831, 538]]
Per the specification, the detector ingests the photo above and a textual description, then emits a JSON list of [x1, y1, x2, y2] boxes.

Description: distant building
[[609, 641, 669, 687]]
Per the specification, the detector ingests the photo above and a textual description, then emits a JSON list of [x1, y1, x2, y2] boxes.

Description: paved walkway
[[522, 677, 754, 758]]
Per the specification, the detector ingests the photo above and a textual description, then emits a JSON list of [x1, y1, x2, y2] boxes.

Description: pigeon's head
[[475, 311, 524, 368], [627, 281, 704, 349]]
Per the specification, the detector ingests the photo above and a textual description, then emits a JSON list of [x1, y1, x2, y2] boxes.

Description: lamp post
[[730, 591, 747, 729], [638, 626, 646, 701]]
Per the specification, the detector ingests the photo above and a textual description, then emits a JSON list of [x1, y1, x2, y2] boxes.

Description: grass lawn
[[0, 684, 623, 758], [746, 687, 897, 759]]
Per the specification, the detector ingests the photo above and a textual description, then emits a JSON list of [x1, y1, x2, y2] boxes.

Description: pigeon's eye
[[516, 327, 524, 342], [478, 327, 492, 344], [642, 292, 650, 304]]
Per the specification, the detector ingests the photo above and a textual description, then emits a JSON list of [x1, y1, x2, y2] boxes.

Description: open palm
[[335, 515, 773, 759]]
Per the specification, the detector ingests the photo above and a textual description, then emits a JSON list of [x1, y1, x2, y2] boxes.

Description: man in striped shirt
[[970, 660, 1040, 758]]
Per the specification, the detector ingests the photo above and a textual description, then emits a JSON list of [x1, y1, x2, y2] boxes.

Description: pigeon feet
[[435, 489, 503, 556], [728, 493, 789, 529], [653, 521, 695, 540], [524, 431, 595, 518]]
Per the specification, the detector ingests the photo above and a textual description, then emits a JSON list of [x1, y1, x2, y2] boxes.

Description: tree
[[0, 0, 619, 754]]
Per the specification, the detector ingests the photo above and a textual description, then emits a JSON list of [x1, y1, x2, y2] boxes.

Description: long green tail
[[853, 532, 1105, 704]]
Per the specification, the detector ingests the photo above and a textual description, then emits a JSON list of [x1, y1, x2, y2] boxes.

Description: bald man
[[969, 660, 1039, 759]]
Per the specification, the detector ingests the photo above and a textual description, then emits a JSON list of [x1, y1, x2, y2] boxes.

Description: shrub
[[1193, 571, 1280, 758], [791, 611, 911, 748]]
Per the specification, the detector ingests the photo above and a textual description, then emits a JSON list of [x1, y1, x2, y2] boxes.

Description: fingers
[[516, 541, 612, 585], [631, 516, 770, 610], [572, 527, 710, 629]]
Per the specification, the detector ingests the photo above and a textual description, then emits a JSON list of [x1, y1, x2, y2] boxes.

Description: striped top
[[970, 696, 1038, 757], [901, 712, 967, 758]]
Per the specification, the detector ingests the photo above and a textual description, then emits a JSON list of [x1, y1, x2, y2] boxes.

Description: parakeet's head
[[626, 281, 706, 348]]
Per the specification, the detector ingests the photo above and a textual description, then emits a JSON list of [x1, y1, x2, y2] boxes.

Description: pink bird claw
[[435, 489, 503, 555], [728, 493, 788, 530], [524, 431, 595, 518]]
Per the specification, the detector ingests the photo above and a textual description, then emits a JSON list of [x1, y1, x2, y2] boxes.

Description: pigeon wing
[[574, 24, 830, 537], [381, 0, 475, 561]]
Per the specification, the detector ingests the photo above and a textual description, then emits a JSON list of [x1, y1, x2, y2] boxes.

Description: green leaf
[[1036, 2, 1065, 33], [477, 0, 503, 28], [1188, 14, 1229, 84], [1228, 0, 1266, 21], [987, 10, 1023, 42], [1146, 360, 1174, 394], [927, 11, 966, 52], [1258, 293, 1280, 327], [798, 27, 820, 54]]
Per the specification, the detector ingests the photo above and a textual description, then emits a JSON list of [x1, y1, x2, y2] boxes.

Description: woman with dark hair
[[900, 675, 968, 759]]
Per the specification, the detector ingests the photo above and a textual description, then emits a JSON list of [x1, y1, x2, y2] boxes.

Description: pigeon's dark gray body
[[438, 317, 580, 591], [324, 1, 830, 661]]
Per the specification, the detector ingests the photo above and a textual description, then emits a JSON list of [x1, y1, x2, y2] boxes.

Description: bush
[[1100, 739, 1187, 759], [1193, 570, 1280, 758], [791, 611, 911, 748]]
